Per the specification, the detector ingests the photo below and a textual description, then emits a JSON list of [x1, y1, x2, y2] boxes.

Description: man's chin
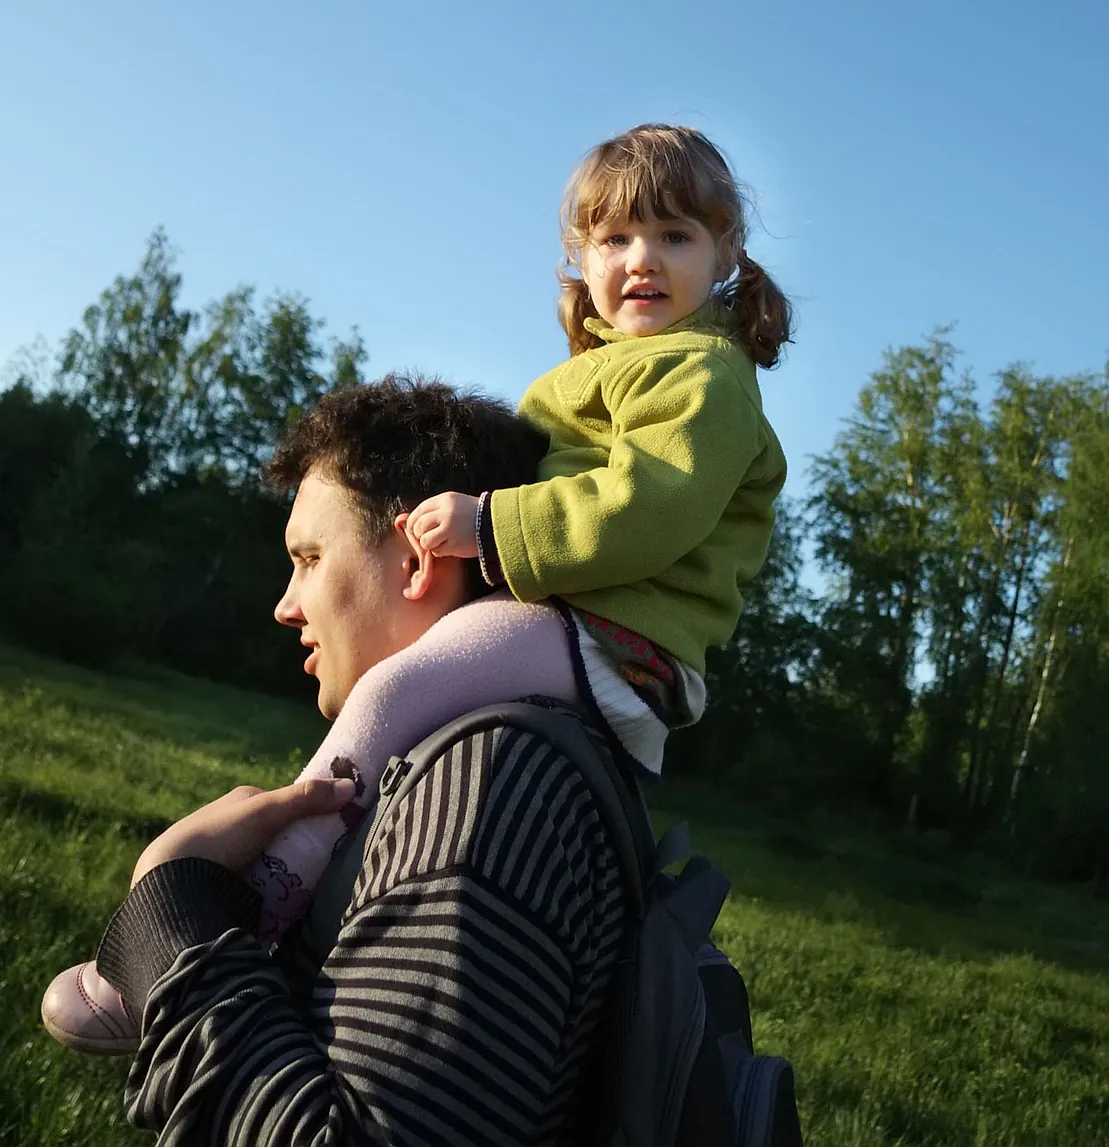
[[313, 677, 341, 721]]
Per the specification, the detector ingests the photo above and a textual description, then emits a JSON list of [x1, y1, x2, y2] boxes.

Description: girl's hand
[[404, 491, 480, 558]]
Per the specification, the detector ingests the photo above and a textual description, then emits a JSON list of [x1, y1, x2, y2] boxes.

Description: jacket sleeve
[[490, 349, 770, 602]]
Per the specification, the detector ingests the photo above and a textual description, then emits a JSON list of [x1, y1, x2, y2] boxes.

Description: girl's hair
[[558, 124, 793, 368]]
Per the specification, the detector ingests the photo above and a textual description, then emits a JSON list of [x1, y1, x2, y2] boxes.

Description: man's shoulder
[[473, 710, 619, 846], [281, 706, 628, 989], [393, 706, 618, 863], [358, 707, 625, 930]]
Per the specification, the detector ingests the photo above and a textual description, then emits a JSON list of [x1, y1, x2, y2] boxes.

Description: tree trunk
[[1009, 536, 1073, 809], [976, 520, 1032, 810], [964, 524, 1010, 813]]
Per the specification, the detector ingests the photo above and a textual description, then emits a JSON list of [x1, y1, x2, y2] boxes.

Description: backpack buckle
[[379, 755, 412, 797]]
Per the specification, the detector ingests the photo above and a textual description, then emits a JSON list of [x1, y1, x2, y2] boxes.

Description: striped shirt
[[97, 722, 628, 1146]]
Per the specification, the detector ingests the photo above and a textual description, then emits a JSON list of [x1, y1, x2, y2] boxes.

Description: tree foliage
[[1, 232, 364, 692], [798, 339, 1108, 882], [3, 234, 1107, 885]]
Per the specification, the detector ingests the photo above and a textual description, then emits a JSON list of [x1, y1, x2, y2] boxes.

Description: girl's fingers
[[420, 526, 447, 553], [410, 509, 440, 542], [407, 496, 435, 522], [398, 498, 472, 557]]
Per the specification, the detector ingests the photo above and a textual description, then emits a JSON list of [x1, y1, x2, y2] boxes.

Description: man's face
[[274, 470, 416, 719]]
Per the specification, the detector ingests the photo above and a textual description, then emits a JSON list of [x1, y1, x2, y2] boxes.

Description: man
[[95, 376, 629, 1145]]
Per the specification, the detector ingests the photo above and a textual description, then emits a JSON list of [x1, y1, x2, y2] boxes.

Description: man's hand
[[130, 778, 356, 889], [403, 491, 480, 558]]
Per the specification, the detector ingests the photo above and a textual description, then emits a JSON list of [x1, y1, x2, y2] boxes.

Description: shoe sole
[[41, 1011, 140, 1056]]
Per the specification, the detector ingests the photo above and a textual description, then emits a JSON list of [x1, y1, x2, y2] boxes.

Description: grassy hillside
[[1, 643, 1107, 1146]]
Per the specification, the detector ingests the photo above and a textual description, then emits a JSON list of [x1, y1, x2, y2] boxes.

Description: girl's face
[[583, 211, 723, 338]]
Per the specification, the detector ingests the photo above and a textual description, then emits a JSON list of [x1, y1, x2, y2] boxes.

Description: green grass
[[2, 642, 1107, 1146]]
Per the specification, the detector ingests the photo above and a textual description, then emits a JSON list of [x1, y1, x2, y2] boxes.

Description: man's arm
[[98, 724, 625, 1146]]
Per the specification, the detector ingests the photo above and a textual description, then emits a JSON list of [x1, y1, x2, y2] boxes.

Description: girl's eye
[[599, 233, 627, 248], [663, 230, 691, 244]]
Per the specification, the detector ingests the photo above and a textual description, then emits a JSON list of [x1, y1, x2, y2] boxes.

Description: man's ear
[[395, 513, 434, 601]]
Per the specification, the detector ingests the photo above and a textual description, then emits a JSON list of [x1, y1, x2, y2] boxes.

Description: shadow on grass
[[0, 639, 324, 767], [0, 777, 173, 842], [652, 780, 1109, 976], [0, 839, 120, 957]]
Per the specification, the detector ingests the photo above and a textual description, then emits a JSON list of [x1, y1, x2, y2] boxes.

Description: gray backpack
[[306, 701, 804, 1147]]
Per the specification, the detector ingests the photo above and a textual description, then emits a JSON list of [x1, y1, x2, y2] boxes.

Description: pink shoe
[[41, 961, 139, 1055]]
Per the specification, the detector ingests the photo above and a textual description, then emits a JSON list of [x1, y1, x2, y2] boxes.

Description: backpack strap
[[426, 701, 657, 917], [304, 700, 656, 950]]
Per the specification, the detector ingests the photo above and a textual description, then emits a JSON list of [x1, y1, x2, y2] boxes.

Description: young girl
[[42, 123, 790, 1054]]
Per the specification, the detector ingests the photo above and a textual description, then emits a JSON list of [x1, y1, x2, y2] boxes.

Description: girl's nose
[[624, 235, 660, 274]]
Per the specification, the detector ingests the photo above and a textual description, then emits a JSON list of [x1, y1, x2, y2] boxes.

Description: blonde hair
[[558, 124, 793, 368]]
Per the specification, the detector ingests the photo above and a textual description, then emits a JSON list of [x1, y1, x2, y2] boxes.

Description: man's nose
[[625, 235, 660, 274], [274, 581, 305, 628]]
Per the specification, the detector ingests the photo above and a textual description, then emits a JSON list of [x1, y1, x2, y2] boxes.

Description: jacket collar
[[582, 299, 732, 344]]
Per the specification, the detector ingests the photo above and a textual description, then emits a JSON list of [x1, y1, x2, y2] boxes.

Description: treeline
[[3, 233, 1108, 885], [0, 231, 366, 696], [678, 337, 1109, 887]]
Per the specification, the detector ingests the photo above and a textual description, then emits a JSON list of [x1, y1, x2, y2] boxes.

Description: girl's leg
[[568, 609, 706, 779]]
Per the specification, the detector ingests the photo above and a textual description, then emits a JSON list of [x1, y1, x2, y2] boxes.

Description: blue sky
[[1, 0, 1106, 500]]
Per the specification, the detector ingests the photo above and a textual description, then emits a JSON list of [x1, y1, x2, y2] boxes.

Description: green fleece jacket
[[490, 304, 787, 676]]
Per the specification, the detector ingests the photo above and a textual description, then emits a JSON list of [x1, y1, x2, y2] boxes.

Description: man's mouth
[[304, 647, 320, 675]]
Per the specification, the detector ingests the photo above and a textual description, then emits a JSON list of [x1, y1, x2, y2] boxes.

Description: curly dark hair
[[267, 373, 548, 593]]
